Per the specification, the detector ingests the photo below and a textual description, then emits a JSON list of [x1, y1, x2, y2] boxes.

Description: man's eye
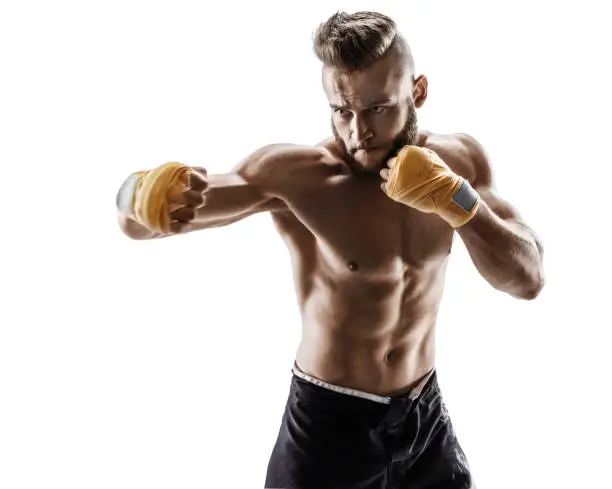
[[334, 109, 348, 116], [370, 106, 387, 114]]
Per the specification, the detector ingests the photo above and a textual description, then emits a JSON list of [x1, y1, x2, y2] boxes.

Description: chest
[[272, 177, 455, 275]]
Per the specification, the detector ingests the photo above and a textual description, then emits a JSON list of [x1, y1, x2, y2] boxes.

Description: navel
[[384, 349, 396, 364]]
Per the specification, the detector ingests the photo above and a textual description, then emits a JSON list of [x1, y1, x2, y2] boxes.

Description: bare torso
[[269, 131, 476, 396]]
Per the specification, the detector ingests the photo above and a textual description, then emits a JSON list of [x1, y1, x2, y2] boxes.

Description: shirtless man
[[117, 11, 544, 489]]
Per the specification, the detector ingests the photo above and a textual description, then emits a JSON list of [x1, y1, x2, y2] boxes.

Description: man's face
[[323, 56, 424, 176]]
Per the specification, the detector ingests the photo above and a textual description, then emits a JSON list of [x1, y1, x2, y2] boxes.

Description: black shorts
[[265, 366, 473, 489]]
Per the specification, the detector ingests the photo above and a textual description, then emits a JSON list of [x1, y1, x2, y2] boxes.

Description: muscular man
[[117, 11, 544, 489]]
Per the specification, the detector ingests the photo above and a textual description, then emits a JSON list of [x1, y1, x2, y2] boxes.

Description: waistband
[[291, 362, 435, 405]]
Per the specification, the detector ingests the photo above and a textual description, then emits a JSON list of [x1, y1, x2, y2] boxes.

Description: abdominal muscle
[[294, 257, 448, 397]]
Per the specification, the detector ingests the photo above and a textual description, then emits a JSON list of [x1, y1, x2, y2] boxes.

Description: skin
[[118, 53, 545, 396]]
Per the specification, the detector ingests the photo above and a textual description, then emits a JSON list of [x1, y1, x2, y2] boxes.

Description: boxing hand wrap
[[116, 161, 190, 233], [386, 146, 480, 228]]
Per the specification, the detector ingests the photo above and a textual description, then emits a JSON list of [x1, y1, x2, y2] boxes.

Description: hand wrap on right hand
[[120, 161, 191, 233]]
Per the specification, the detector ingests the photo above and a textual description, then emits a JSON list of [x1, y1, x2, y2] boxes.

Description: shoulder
[[266, 142, 339, 164], [453, 133, 493, 189], [233, 143, 345, 187], [435, 133, 526, 222], [423, 132, 492, 188]]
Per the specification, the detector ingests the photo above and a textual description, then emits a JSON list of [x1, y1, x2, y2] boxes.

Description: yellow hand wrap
[[131, 162, 191, 233], [386, 146, 480, 228]]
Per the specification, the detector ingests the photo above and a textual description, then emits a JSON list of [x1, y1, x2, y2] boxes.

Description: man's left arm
[[454, 133, 545, 300]]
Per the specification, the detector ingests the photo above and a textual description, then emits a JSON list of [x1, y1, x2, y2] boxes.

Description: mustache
[[349, 144, 381, 152]]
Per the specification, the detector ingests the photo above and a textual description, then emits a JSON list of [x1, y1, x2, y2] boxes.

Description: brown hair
[[313, 11, 414, 73]]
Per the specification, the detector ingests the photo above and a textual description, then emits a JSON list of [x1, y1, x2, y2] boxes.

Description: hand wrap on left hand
[[385, 146, 480, 228]]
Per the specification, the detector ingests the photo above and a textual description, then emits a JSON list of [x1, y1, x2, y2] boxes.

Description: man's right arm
[[117, 143, 331, 240]]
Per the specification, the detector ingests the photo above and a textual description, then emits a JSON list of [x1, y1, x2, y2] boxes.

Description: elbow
[[516, 273, 545, 301], [501, 262, 545, 300], [524, 240, 546, 300], [523, 279, 544, 300]]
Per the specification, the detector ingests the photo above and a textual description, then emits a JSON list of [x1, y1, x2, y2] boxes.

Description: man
[[117, 10, 544, 489]]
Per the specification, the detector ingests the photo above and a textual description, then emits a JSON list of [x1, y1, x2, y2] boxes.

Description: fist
[[116, 164, 209, 234], [379, 145, 480, 228], [167, 166, 209, 234]]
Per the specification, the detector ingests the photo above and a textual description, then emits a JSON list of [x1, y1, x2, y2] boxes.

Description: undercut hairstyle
[[313, 11, 415, 74]]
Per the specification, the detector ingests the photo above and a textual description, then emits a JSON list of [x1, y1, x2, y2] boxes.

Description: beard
[[332, 98, 419, 178]]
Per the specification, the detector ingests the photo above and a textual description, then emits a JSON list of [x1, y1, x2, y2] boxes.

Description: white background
[[1, 1, 610, 487]]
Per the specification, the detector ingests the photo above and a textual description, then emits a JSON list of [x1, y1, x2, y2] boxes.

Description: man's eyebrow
[[365, 97, 394, 107], [329, 98, 394, 110]]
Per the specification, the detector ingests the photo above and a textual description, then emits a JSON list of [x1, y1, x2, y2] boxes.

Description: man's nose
[[350, 115, 373, 146]]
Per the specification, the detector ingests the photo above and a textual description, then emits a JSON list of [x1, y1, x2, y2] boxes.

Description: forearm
[[189, 174, 270, 226], [457, 202, 545, 299]]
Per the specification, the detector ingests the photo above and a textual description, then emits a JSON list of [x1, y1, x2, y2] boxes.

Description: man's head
[[313, 11, 428, 176]]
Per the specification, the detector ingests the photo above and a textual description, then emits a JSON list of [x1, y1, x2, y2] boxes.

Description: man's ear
[[413, 75, 428, 108]]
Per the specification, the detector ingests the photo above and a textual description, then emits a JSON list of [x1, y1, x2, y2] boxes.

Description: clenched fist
[[380, 146, 480, 228], [116, 163, 209, 234], [167, 166, 208, 234]]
